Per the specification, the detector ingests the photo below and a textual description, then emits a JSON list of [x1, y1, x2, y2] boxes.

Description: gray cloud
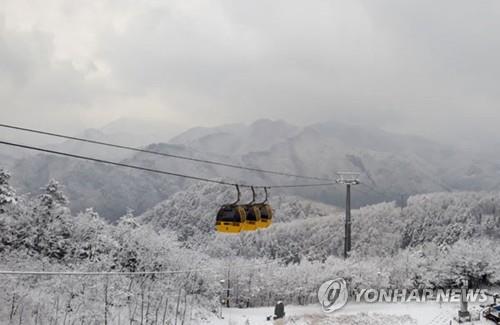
[[0, 20, 93, 139], [0, 0, 499, 145]]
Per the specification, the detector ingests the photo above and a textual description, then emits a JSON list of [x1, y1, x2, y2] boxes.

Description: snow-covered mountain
[[9, 142, 228, 220], [168, 119, 500, 205], [45, 128, 146, 161], [100, 117, 183, 144], [44, 117, 184, 161], [170, 119, 300, 155], [6, 119, 500, 220]]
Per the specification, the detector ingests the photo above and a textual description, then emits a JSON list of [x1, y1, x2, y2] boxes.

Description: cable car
[[215, 185, 246, 233], [256, 188, 273, 228], [242, 205, 261, 231], [256, 204, 273, 228], [215, 205, 246, 233], [241, 187, 261, 231]]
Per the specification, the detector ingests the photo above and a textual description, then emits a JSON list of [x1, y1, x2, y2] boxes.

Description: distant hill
[[168, 119, 500, 205], [100, 117, 183, 144], [9, 143, 225, 220], [45, 128, 145, 161], [138, 181, 500, 262], [170, 119, 300, 155]]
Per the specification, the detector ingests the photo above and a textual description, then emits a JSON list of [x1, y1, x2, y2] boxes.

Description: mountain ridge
[[4, 119, 499, 219]]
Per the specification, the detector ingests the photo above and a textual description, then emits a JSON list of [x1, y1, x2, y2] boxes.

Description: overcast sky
[[1, 0, 499, 145]]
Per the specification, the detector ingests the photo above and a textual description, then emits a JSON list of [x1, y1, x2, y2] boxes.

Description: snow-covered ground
[[206, 302, 492, 325]]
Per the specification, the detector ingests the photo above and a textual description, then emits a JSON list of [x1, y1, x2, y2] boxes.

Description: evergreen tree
[[0, 168, 16, 213], [26, 179, 72, 259]]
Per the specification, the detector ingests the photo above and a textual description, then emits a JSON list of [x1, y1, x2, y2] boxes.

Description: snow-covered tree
[[16, 180, 74, 259], [38, 179, 68, 212], [0, 168, 16, 212]]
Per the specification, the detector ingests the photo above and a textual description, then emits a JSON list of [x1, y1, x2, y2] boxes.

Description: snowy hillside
[[2, 168, 500, 324], [139, 181, 500, 263]]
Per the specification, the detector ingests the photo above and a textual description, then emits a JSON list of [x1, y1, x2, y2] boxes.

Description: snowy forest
[[2, 166, 500, 324]]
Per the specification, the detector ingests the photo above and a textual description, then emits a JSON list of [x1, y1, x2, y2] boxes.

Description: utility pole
[[336, 172, 360, 259], [400, 193, 406, 212], [226, 267, 230, 308]]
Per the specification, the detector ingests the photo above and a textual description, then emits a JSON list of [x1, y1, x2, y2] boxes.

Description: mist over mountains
[[2, 118, 499, 220]]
